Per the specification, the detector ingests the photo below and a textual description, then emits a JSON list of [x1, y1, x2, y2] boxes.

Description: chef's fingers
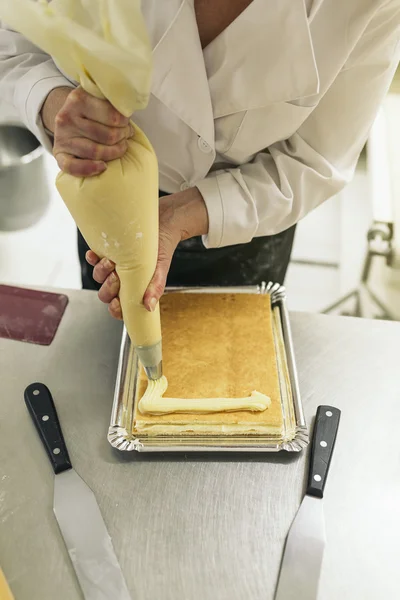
[[66, 87, 130, 128], [54, 151, 106, 177], [92, 258, 116, 284], [57, 136, 128, 162], [108, 298, 123, 320], [98, 272, 120, 304], [85, 250, 100, 266], [144, 235, 177, 311], [76, 118, 134, 145]]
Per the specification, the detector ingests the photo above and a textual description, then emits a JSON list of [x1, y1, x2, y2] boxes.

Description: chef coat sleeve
[[0, 20, 74, 152], [196, 1, 400, 249]]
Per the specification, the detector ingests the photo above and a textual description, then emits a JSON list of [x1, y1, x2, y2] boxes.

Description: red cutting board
[[0, 285, 68, 345]]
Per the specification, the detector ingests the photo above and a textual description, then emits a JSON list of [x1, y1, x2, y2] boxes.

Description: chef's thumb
[[143, 238, 176, 312]]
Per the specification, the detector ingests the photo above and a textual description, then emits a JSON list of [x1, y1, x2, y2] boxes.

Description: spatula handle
[[306, 405, 340, 498], [24, 383, 72, 474]]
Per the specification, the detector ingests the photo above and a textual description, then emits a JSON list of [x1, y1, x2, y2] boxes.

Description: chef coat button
[[197, 137, 212, 153], [180, 181, 190, 191]]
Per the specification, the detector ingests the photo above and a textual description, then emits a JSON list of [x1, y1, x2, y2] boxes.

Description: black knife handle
[[306, 405, 341, 498], [24, 383, 72, 475]]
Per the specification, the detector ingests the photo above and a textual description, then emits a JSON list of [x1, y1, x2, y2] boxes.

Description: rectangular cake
[[133, 292, 285, 436]]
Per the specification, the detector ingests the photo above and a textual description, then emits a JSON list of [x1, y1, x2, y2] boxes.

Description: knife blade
[[24, 382, 131, 600], [274, 405, 341, 600]]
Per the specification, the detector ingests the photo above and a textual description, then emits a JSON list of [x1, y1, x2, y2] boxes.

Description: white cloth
[[0, 0, 399, 247]]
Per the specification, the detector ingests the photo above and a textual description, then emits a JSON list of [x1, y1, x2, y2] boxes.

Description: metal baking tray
[[108, 282, 308, 452]]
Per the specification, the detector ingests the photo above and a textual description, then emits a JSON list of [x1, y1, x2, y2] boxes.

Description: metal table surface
[[1, 288, 399, 600]]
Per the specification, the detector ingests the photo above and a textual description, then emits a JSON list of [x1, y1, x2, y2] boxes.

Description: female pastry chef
[[0, 1, 399, 318]]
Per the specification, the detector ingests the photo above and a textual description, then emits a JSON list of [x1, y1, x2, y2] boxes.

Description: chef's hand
[[87, 188, 209, 319], [41, 86, 134, 177]]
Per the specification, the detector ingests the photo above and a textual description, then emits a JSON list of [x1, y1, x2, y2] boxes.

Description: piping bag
[[0, 0, 163, 379]]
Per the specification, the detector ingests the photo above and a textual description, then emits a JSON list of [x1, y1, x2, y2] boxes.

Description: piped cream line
[[138, 376, 271, 415]]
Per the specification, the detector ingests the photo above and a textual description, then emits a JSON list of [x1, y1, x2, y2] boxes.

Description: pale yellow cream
[[138, 376, 271, 415]]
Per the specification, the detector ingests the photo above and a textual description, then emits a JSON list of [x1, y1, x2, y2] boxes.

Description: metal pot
[[0, 124, 50, 231]]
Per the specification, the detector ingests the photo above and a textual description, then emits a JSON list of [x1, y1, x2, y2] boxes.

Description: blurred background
[[1, 65, 399, 319]]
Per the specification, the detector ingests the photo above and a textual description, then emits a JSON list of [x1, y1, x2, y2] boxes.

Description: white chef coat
[[0, 0, 399, 248]]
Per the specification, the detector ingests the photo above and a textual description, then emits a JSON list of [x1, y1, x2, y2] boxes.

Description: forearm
[[0, 22, 73, 149]]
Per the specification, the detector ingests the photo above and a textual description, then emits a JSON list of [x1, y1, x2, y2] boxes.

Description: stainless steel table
[[1, 288, 399, 600]]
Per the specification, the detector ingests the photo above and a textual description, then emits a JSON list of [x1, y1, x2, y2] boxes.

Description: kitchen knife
[[274, 405, 341, 600], [24, 382, 131, 600]]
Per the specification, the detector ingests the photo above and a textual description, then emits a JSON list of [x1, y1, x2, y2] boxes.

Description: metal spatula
[[274, 405, 341, 600], [24, 382, 131, 600]]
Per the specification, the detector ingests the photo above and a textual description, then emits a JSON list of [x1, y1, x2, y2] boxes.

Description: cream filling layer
[[138, 376, 271, 415]]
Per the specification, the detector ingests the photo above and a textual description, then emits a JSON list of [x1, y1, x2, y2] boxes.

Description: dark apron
[[77, 192, 296, 290]]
